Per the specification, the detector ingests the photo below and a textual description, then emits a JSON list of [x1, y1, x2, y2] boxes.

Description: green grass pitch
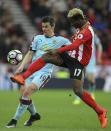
[[0, 89, 111, 131]]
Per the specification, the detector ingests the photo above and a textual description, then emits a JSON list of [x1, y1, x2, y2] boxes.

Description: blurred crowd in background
[[0, 0, 111, 90], [19, 0, 111, 65]]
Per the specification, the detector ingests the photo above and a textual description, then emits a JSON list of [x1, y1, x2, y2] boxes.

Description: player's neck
[[80, 21, 89, 30], [75, 20, 87, 30], [45, 32, 55, 38]]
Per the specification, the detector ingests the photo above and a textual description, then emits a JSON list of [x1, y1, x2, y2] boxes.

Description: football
[[7, 50, 23, 65]]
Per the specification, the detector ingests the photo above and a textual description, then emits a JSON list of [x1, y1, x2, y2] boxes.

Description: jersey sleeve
[[30, 36, 38, 51], [57, 29, 92, 52]]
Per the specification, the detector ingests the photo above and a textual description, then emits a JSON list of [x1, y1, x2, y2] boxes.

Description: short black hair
[[42, 16, 55, 27]]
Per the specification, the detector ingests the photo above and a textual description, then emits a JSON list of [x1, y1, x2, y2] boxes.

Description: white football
[[7, 50, 23, 65]]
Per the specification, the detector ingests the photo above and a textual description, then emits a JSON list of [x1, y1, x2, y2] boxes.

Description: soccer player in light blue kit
[[6, 16, 71, 128], [73, 33, 103, 105]]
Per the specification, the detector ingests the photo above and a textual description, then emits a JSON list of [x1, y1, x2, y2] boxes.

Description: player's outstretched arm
[[57, 30, 92, 53], [15, 51, 34, 74]]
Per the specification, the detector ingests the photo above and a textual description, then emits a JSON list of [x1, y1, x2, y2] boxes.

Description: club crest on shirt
[[77, 34, 83, 39], [53, 40, 58, 44], [41, 44, 50, 51], [76, 28, 80, 34]]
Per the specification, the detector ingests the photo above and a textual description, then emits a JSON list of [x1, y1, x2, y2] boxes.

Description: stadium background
[[0, 0, 111, 91], [0, 0, 111, 131]]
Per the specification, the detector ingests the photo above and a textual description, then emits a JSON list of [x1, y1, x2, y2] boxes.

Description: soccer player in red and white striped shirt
[[11, 8, 107, 128]]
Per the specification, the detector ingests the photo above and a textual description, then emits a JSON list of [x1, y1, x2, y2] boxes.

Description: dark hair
[[68, 14, 86, 26], [42, 16, 55, 27]]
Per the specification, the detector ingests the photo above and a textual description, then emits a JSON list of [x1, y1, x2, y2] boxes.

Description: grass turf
[[0, 89, 111, 131]]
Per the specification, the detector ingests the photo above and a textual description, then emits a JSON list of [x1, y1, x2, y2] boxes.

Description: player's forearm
[[97, 52, 102, 60], [20, 51, 33, 67], [97, 43, 103, 60]]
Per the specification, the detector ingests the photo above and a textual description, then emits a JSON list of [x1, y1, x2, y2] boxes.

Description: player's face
[[69, 17, 84, 28], [71, 19, 84, 28], [42, 22, 54, 37]]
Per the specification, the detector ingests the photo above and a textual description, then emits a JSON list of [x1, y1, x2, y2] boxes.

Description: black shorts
[[59, 52, 85, 80]]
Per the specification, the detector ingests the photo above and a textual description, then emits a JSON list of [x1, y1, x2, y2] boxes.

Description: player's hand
[[47, 49, 60, 55], [15, 66, 24, 75]]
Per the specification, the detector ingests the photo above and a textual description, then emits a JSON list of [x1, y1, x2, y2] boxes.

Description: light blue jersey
[[86, 34, 101, 73], [26, 35, 71, 88]]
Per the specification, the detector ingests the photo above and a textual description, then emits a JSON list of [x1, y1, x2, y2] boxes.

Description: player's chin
[[45, 32, 51, 36], [43, 32, 48, 35]]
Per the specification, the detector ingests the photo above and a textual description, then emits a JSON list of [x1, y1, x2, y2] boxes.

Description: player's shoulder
[[82, 22, 94, 32], [31, 35, 44, 43], [33, 35, 44, 39], [82, 26, 93, 33], [75, 25, 94, 40], [80, 25, 94, 39]]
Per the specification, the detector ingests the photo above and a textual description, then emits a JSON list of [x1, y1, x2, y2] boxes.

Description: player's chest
[[37, 39, 60, 51]]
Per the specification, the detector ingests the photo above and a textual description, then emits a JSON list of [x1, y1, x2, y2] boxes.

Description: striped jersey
[[58, 22, 95, 66]]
